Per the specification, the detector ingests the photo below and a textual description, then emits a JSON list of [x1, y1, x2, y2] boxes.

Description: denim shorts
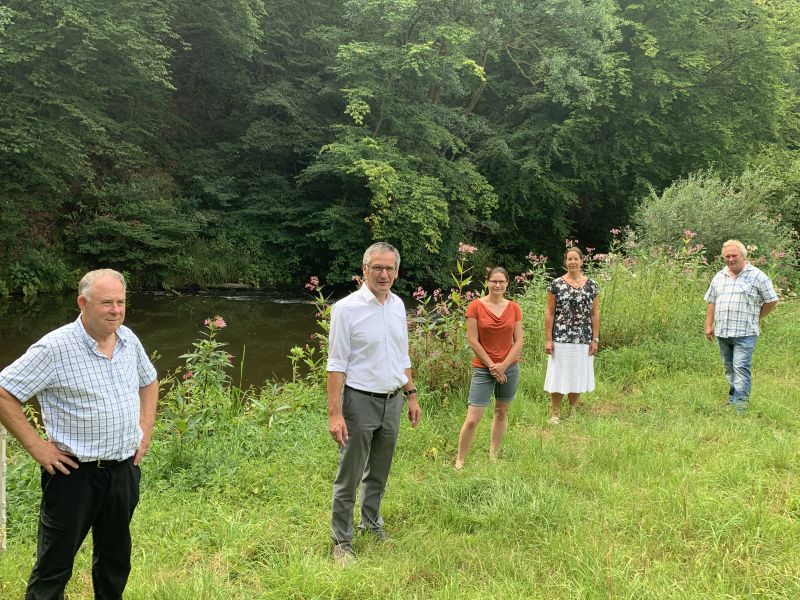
[[467, 362, 520, 407]]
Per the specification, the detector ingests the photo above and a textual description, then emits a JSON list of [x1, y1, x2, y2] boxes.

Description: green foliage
[[6, 285, 800, 599], [157, 316, 236, 468], [67, 173, 202, 289], [407, 247, 479, 399], [300, 131, 497, 284], [288, 277, 331, 387], [0, 249, 75, 297], [589, 230, 711, 349], [633, 169, 799, 289], [1, 0, 800, 289]]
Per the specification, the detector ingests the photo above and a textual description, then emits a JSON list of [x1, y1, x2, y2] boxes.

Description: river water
[[0, 291, 319, 387]]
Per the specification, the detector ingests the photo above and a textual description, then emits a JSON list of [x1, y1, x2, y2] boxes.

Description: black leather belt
[[345, 385, 402, 399], [67, 456, 130, 469]]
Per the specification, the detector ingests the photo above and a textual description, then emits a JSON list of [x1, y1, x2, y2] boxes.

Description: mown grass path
[[2, 303, 799, 599]]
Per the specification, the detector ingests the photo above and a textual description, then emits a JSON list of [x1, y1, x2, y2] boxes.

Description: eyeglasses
[[368, 265, 397, 274], [488, 280, 508, 285]]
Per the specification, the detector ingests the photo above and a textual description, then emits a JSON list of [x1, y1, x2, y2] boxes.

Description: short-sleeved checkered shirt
[[0, 316, 157, 461], [704, 263, 778, 338]]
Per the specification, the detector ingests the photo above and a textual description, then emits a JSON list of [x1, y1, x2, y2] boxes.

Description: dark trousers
[[331, 388, 403, 544], [26, 458, 140, 600]]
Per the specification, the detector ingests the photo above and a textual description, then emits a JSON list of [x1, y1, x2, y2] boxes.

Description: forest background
[[1, 0, 799, 295]]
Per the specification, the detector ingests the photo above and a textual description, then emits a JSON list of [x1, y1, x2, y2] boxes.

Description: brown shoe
[[332, 542, 356, 567]]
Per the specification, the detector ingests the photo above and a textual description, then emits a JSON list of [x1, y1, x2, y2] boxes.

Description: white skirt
[[544, 342, 595, 394]]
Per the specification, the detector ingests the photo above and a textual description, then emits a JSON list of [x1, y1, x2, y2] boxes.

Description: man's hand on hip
[[32, 440, 79, 475], [329, 415, 349, 448]]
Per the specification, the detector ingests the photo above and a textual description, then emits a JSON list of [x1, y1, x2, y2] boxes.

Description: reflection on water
[[0, 291, 319, 387]]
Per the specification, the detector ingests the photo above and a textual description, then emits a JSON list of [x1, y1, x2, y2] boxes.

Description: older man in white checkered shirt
[[0, 268, 158, 599], [704, 240, 778, 412]]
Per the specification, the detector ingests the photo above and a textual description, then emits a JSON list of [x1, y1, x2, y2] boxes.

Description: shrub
[[633, 169, 797, 268]]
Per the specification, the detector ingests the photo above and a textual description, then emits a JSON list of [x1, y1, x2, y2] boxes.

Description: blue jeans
[[717, 335, 758, 412]]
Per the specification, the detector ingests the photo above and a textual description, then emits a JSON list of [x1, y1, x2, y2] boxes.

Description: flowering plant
[[179, 315, 232, 396]]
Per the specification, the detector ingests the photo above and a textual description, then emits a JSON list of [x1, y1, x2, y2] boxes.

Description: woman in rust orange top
[[455, 267, 524, 470]]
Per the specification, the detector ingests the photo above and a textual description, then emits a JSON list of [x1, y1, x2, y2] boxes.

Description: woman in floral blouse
[[544, 247, 600, 424]]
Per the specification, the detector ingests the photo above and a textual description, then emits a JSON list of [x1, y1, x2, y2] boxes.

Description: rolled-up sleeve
[[326, 302, 350, 372]]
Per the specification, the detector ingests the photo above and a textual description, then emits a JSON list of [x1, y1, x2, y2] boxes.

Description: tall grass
[[2, 255, 799, 599]]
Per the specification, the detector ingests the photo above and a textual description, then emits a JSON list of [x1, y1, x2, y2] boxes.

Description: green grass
[[2, 301, 799, 599]]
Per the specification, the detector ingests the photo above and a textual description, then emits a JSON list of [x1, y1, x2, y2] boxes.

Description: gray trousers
[[331, 387, 403, 544]]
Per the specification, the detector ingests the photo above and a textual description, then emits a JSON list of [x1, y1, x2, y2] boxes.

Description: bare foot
[[454, 460, 464, 471], [489, 451, 499, 463]]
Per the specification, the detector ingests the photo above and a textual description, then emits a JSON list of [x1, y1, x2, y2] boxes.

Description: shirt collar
[[724, 262, 753, 277], [73, 315, 128, 351], [357, 282, 397, 305]]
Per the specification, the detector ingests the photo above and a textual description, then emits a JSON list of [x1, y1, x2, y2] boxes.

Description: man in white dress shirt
[[0, 269, 158, 599], [327, 242, 421, 565]]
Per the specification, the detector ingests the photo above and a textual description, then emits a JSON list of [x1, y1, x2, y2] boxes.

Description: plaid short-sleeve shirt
[[0, 316, 157, 461], [704, 263, 778, 338]]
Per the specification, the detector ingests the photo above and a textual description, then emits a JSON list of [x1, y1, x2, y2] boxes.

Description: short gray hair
[[722, 239, 747, 258], [362, 242, 400, 268], [78, 269, 127, 298]]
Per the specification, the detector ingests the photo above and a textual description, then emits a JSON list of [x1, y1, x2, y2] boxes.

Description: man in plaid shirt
[[0, 269, 158, 599], [704, 240, 778, 412]]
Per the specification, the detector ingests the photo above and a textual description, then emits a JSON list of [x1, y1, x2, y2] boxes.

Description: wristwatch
[[592, 337, 599, 343]]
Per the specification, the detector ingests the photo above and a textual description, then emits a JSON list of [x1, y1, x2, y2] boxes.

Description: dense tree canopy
[[0, 0, 798, 294]]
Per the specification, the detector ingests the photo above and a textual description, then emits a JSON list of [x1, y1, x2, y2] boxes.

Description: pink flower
[[458, 242, 478, 255], [412, 286, 426, 301], [432, 289, 442, 301], [683, 229, 697, 240], [771, 250, 786, 259], [204, 316, 227, 329], [514, 274, 527, 284], [526, 253, 547, 267], [585, 247, 595, 254], [610, 228, 622, 236], [464, 291, 476, 302], [182, 371, 193, 380], [305, 276, 320, 291]]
